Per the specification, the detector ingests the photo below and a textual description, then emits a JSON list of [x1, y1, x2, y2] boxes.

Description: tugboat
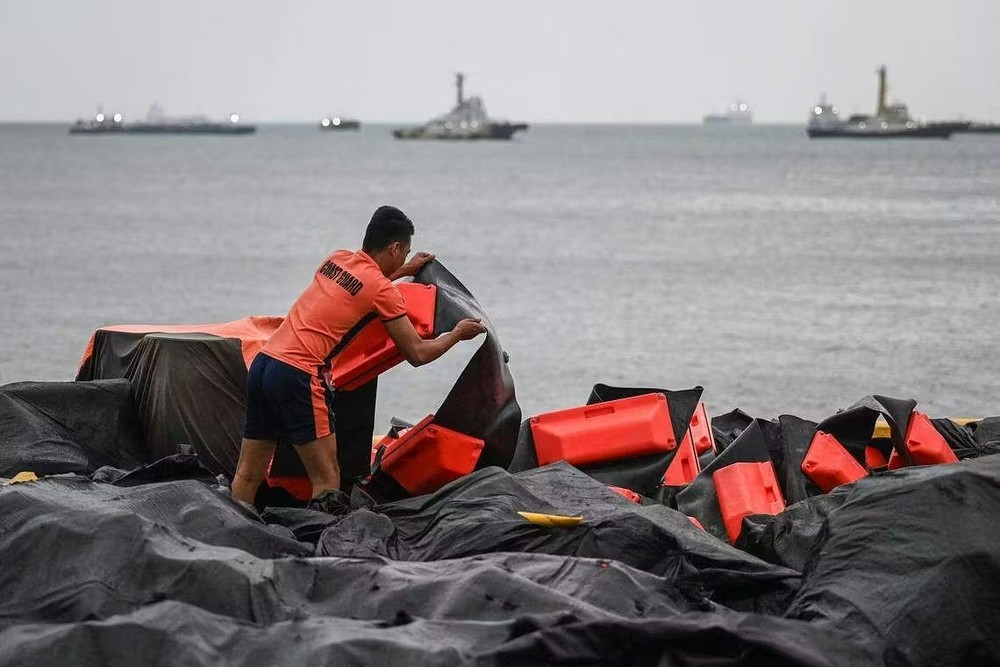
[[392, 73, 528, 140], [69, 104, 255, 135], [806, 67, 951, 139], [319, 116, 360, 131], [703, 100, 753, 125]]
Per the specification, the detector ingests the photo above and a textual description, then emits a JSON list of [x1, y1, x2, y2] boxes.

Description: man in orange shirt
[[231, 205, 485, 509]]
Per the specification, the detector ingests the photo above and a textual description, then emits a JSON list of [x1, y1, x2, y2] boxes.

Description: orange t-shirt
[[263, 250, 406, 374]]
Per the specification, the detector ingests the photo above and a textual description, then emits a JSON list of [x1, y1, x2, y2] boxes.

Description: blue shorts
[[243, 353, 334, 446]]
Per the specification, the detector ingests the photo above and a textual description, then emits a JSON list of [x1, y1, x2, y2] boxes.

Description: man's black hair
[[362, 205, 414, 252]]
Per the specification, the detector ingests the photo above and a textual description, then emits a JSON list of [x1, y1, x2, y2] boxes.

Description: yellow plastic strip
[[517, 511, 584, 527], [5, 471, 39, 485]]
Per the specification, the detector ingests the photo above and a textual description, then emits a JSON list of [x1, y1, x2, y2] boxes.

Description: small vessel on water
[[392, 73, 528, 140], [319, 116, 360, 131], [806, 67, 951, 139], [70, 104, 255, 135], [703, 100, 753, 125]]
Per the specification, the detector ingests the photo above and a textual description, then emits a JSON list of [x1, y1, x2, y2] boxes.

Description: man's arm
[[390, 252, 435, 281], [384, 316, 486, 367]]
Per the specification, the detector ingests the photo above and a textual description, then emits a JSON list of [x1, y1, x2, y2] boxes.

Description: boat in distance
[[320, 116, 360, 131], [70, 105, 255, 135], [807, 67, 951, 139], [392, 73, 528, 140], [703, 100, 753, 125]]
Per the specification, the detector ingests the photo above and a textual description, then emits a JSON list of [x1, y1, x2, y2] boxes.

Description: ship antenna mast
[[456, 72, 465, 107], [876, 65, 887, 117]]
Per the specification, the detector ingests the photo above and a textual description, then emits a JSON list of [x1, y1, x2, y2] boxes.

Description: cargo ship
[[703, 100, 753, 125], [319, 116, 360, 131], [70, 105, 255, 135], [806, 67, 951, 139], [392, 73, 528, 140]]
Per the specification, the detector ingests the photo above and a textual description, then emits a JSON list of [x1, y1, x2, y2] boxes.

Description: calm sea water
[[1, 123, 998, 429]]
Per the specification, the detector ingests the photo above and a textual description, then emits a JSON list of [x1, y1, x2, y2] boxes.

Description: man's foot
[[307, 489, 352, 515]]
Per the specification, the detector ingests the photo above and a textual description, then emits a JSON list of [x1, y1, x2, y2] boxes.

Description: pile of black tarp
[[0, 378, 146, 477], [3, 431, 1000, 664], [4, 255, 1000, 664]]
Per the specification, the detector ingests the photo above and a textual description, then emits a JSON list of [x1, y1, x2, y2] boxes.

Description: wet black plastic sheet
[[76, 331, 249, 476], [0, 379, 145, 477], [414, 260, 521, 469], [0, 466, 835, 665], [76, 325, 383, 491], [736, 490, 851, 572], [814, 394, 917, 465], [4, 451, 1000, 663], [711, 408, 755, 451], [77, 328, 152, 381], [319, 463, 800, 615], [0, 475, 704, 627], [0, 602, 532, 667], [785, 456, 1000, 665], [125, 333, 248, 475], [0, 602, 870, 667], [471, 613, 873, 666]]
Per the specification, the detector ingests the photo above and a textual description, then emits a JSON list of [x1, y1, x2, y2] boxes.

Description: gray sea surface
[[1, 123, 998, 430]]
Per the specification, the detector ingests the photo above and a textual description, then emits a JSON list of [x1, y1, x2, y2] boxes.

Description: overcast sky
[[2, 0, 998, 123]]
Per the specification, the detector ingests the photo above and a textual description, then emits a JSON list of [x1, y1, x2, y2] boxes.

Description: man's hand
[[453, 318, 487, 340], [385, 315, 486, 367], [394, 252, 436, 279]]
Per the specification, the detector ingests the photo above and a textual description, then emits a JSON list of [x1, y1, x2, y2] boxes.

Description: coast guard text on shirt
[[319, 260, 364, 296]]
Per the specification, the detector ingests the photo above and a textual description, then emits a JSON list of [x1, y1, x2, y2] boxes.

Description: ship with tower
[[393, 73, 528, 140]]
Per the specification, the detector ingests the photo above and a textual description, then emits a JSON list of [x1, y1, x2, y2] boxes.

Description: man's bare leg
[[295, 433, 341, 498], [232, 438, 277, 505]]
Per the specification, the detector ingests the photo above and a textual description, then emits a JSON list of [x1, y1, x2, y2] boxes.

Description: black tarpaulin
[[76, 323, 382, 491], [735, 490, 851, 572], [2, 446, 1000, 663], [815, 394, 917, 465], [124, 333, 248, 475], [785, 457, 1000, 665], [711, 408, 755, 450], [76, 330, 250, 476], [931, 417, 990, 458], [0, 379, 145, 477], [318, 463, 800, 615], [0, 465, 848, 665], [974, 417, 1000, 445], [92, 452, 221, 487], [414, 260, 521, 469], [0, 602, 533, 667], [0, 475, 706, 627], [76, 317, 281, 381], [470, 613, 873, 666]]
